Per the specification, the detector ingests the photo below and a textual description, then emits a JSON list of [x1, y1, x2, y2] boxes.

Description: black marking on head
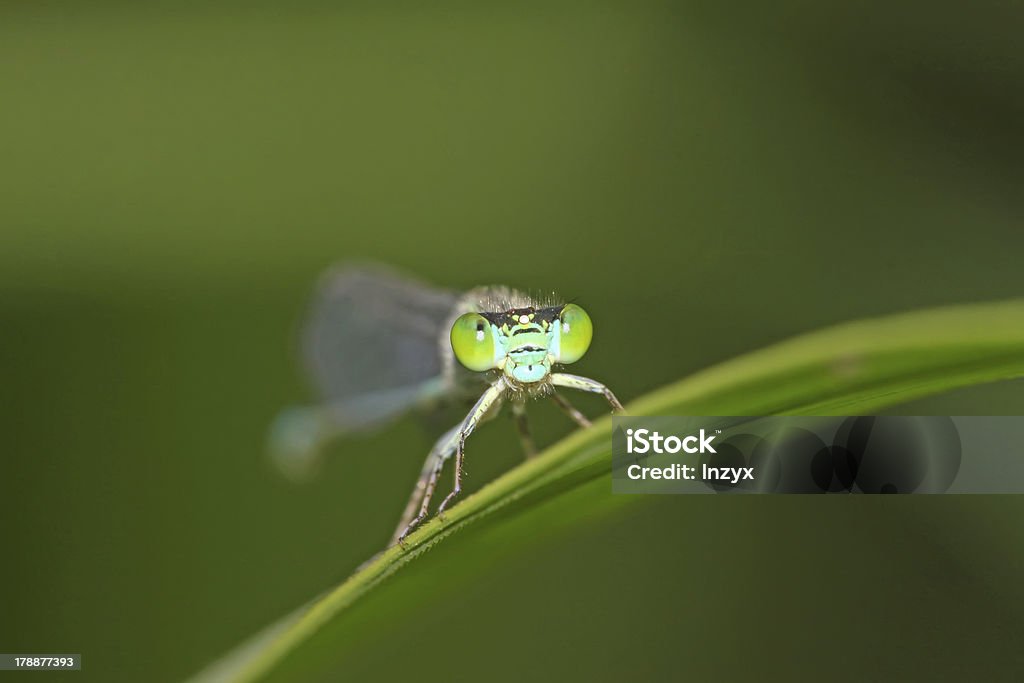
[[481, 306, 565, 328]]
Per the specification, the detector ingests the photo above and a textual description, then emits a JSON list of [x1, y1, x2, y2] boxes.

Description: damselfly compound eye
[[556, 304, 593, 364], [451, 313, 497, 371]]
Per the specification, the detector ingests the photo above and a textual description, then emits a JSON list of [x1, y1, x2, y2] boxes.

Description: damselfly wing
[[270, 265, 462, 479]]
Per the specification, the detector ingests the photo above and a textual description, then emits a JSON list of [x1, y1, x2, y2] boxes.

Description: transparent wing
[[302, 263, 458, 413], [270, 264, 460, 480]]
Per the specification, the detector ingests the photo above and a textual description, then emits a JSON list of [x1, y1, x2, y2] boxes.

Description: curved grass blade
[[188, 298, 1024, 683]]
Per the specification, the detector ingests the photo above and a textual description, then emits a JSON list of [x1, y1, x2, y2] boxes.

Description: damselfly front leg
[[436, 381, 505, 517], [550, 373, 625, 413], [394, 380, 506, 545], [390, 424, 460, 547]]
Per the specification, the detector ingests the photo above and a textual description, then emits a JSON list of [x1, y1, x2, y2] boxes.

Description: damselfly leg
[[550, 391, 592, 429], [510, 401, 537, 458], [550, 373, 625, 413], [389, 424, 460, 547], [394, 381, 506, 545]]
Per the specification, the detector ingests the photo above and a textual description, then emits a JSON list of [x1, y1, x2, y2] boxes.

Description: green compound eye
[[557, 304, 593, 364], [451, 313, 497, 372]]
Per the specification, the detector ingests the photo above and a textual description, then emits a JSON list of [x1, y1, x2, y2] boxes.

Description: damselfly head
[[450, 303, 593, 384]]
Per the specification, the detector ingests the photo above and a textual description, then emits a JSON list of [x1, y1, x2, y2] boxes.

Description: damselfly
[[270, 264, 624, 546]]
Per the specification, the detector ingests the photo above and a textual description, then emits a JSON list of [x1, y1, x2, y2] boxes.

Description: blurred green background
[[3, 2, 1023, 681]]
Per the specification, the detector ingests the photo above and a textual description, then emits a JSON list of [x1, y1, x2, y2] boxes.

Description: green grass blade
[[188, 299, 1024, 683]]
